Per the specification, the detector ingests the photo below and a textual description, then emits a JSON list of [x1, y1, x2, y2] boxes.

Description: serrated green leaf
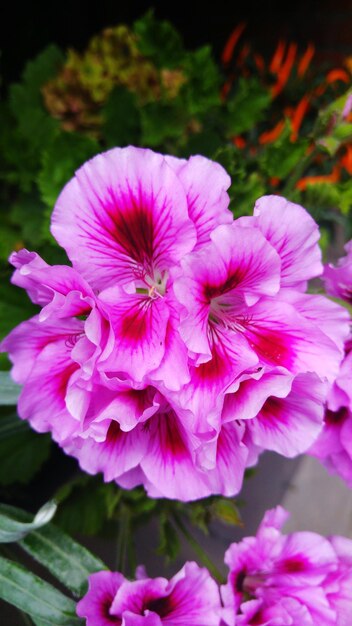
[[140, 101, 186, 147], [0, 371, 21, 405], [10, 195, 47, 248], [38, 132, 100, 215], [0, 555, 81, 625], [226, 78, 270, 135], [102, 86, 141, 147], [0, 502, 106, 597], [134, 11, 185, 68], [0, 501, 56, 542], [182, 47, 221, 115]]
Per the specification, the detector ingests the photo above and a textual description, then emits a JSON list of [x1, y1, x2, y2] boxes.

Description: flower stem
[[172, 512, 225, 584], [115, 505, 130, 576], [282, 146, 318, 196]]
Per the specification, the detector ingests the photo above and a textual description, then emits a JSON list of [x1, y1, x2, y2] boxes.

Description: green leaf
[[134, 11, 185, 68], [10, 195, 47, 248], [0, 280, 38, 345], [0, 555, 81, 625], [259, 122, 308, 179], [226, 78, 270, 135], [0, 412, 51, 485], [182, 47, 221, 115], [0, 502, 106, 597], [54, 475, 120, 536], [38, 132, 100, 215], [0, 501, 56, 542], [0, 371, 21, 405], [140, 101, 186, 147], [211, 498, 242, 526], [102, 86, 141, 147], [9, 46, 63, 156]]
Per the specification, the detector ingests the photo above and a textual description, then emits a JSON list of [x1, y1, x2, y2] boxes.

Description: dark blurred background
[[1, 0, 351, 92]]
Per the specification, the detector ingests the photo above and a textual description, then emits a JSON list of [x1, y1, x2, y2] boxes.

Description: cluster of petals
[[310, 240, 352, 485], [1, 146, 350, 500], [76, 561, 221, 626], [221, 506, 352, 625], [76, 507, 352, 626]]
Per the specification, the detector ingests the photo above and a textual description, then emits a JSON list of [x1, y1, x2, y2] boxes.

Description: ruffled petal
[[165, 154, 233, 249], [66, 420, 148, 482], [253, 195, 322, 288], [76, 571, 125, 626], [10, 249, 94, 320], [98, 287, 170, 382], [246, 373, 325, 457], [51, 147, 196, 290], [140, 410, 212, 501]]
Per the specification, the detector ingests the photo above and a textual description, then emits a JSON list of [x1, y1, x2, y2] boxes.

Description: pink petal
[[206, 423, 249, 496], [140, 410, 212, 501], [76, 571, 125, 626], [98, 288, 170, 382], [253, 195, 322, 288], [174, 224, 280, 359], [281, 291, 350, 354], [165, 154, 233, 249], [239, 299, 342, 382], [1, 316, 83, 384], [18, 340, 80, 441], [65, 420, 148, 482], [175, 327, 258, 434], [246, 372, 326, 457], [51, 147, 196, 291], [10, 249, 94, 320]]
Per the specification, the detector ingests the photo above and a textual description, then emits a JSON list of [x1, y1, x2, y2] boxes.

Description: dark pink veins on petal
[[105, 188, 155, 267]]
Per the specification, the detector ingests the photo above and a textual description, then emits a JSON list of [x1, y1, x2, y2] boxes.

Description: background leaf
[[0, 410, 51, 485], [0, 555, 81, 625], [0, 372, 21, 405], [0, 503, 106, 597], [0, 501, 56, 542]]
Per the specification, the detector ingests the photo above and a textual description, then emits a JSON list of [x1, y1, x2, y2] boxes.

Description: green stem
[[115, 506, 130, 575], [282, 146, 318, 196], [172, 512, 225, 584]]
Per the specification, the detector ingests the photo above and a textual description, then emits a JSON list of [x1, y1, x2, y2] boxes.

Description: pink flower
[[310, 340, 352, 487], [1, 146, 349, 500], [323, 240, 352, 304], [76, 562, 221, 626], [221, 506, 351, 625]]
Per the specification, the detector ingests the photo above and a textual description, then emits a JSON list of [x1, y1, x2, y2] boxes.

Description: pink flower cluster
[[222, 506, 352, 625], [76, 561, 221, 626], [310, 241, 352, 485], [1, 147, 349, 501], [76, 506, 352, 625]]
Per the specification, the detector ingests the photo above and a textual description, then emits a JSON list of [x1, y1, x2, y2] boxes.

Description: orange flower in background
[[222, 22, 246, 64], [290, 96, 310, 141], [341, 145, 352, 175], [296, 165, 341, 191], [297, 44, 315, 77], [259, 120, 285, 144]]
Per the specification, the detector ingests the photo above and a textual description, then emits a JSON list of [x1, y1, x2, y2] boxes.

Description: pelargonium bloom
[[309, 243, 352, 487], [76, 562, 221, 626], [1, 146, 349, 501], [221, 506, 352, 625], [323, 240, 352, 304]]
